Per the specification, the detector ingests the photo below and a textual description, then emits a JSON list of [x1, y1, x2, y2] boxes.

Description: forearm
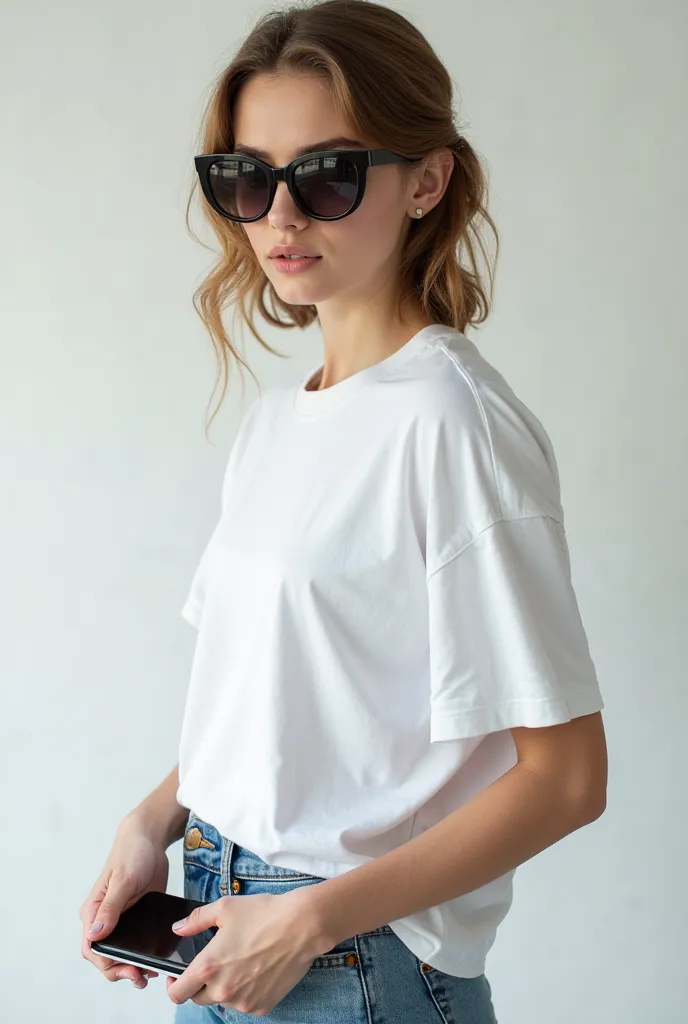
[[123, 762, 189, 850], [305, 760, 599, 952]]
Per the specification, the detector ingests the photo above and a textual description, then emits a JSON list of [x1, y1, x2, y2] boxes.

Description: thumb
[[171, 902, 217, 936], [86, 891, 129, 941]]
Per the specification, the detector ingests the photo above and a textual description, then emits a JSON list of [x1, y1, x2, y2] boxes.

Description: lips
[[268, 246, 321, 259]]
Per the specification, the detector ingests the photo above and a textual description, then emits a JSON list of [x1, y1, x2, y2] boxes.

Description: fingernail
[[88, 921, 104, 937], [171, 917, 187, 930], [133, 978, 146, 989]]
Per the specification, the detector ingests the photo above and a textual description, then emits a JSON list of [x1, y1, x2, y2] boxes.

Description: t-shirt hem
[[387, 922, 488, 977], [430, 687, 605, 742]]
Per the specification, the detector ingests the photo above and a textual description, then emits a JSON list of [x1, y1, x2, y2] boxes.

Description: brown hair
[[185, 0, 499, 433]]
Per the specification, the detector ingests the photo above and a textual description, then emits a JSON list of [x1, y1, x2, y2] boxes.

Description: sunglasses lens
[[294, 155, 359, 217], [205, 154, 359, 220], [208, 158, 271, 220]]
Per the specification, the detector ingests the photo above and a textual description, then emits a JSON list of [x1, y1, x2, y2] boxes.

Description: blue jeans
[[174, 810, 498, 1024]]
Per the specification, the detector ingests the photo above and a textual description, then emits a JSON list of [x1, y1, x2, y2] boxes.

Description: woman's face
[[231, 72, 423, 311]]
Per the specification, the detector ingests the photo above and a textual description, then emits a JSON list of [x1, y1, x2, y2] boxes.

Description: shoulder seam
[[426, 513, 563, 580], [436, 342, 505, 520]]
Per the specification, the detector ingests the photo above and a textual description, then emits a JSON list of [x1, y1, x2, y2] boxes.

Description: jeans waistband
[[187, 810, 326, 884], [231, 842, 325, 881]]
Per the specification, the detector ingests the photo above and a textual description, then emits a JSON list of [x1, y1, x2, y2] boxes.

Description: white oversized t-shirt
[[176, 323, 604, 977]]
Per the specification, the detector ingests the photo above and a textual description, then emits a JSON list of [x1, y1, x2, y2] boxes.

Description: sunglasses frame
[[194, 148, 419, 223]]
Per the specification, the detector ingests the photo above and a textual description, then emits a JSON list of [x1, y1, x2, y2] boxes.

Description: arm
[[303, 713, 607, 953], [123, 762, 190, 850]]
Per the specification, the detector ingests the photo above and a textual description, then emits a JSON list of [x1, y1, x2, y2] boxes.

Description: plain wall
[[1, 1, 686, 1021]]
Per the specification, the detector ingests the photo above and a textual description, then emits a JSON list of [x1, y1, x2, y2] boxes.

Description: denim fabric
[[173, 811, 498, 1024]]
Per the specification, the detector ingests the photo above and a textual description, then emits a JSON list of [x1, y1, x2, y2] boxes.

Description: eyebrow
[[233, 136, 366, 161]]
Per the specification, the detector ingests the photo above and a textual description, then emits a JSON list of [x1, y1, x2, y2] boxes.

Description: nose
[[267, 180, 310, 228]]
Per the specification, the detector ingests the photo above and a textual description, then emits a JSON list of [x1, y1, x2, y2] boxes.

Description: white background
[[1, 1, 686, 1021]]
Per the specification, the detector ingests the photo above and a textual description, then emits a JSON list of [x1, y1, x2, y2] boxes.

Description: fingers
[[80, 875, 143, 984], [79, 874, 160, 988], [83, 895, 124, 942], [80, 908, 156, 986], [170, 899, 221, 936], [80, 928, 157, 986]]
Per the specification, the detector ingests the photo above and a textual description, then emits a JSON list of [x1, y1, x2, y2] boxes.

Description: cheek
[[242, 225, 263, 257], [332, 196, 400, 262], [350, 181, 404, 255]]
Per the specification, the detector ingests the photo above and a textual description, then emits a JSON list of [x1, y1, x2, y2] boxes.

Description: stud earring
[[415, 207, 423, 217]]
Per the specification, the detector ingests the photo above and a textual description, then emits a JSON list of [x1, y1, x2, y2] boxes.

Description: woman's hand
[[79, 816, 171, 989], [165, 887, 330, 1016]]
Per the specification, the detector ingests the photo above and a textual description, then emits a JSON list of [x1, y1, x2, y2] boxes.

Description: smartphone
[[91, 890, 218, 978]]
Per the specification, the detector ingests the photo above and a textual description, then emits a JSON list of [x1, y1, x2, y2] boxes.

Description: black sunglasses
[[194, 148, 418, 223]]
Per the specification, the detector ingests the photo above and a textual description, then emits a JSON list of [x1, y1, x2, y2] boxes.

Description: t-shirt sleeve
[[180, 541, 215, 629], [180, 393, 262, 630], [427, 514, 604, 741], [424, 372, 603, 742]]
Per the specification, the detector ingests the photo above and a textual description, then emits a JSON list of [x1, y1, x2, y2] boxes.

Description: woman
[[79, 2, 607, 1020]]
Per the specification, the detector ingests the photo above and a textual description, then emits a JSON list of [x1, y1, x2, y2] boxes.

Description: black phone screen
[[91, 890, 219, 974]]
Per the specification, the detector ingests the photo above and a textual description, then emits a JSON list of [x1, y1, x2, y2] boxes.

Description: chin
[[273, 282, 332, 304]]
